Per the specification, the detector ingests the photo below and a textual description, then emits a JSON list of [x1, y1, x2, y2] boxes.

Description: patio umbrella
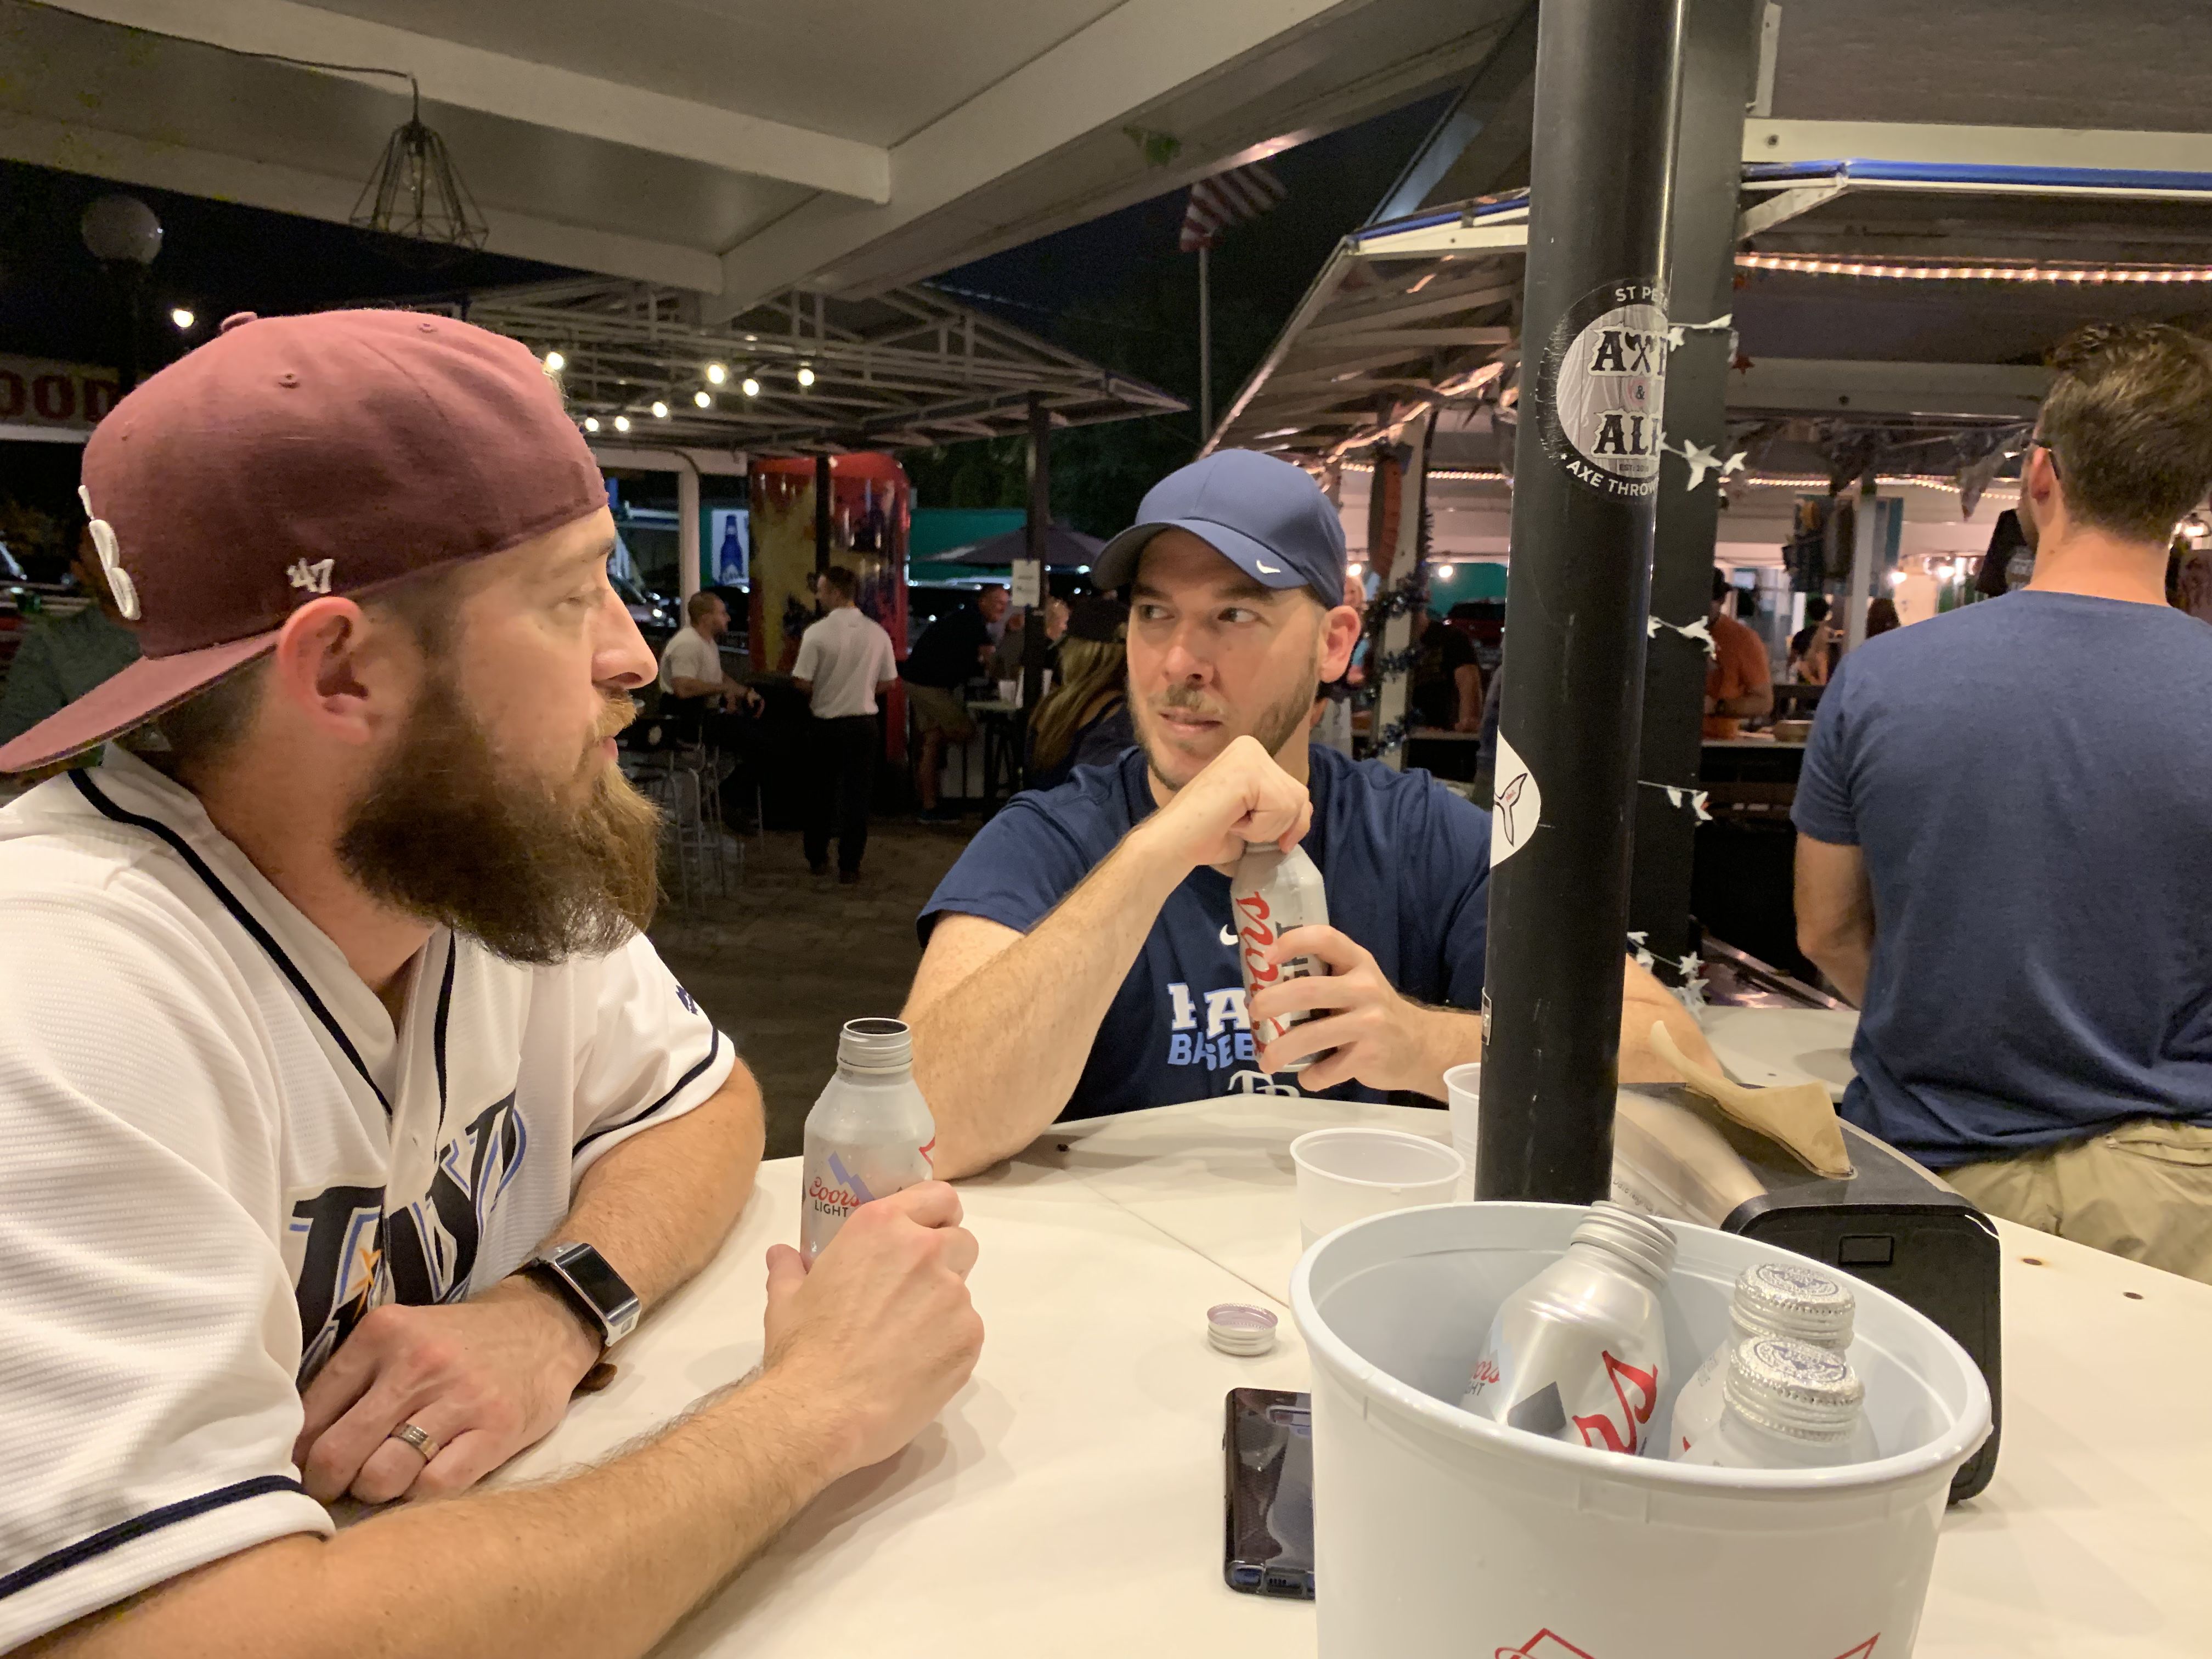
[[916, 524, 1106, 569]]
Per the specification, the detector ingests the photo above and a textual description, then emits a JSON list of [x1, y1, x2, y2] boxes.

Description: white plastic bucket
[[1290, 1203, 1991, 1659]]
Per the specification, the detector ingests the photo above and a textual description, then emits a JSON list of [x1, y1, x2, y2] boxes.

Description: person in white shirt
[[0, 310, 981, 1659], [790, 565, 897, 884], [658, 590, 761, 715]]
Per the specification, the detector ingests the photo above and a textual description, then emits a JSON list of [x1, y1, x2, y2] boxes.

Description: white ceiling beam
[[43, 0, 891, 202], [588, 444, 748, 476], [0, 108, 723, 290], [715, 0, 1352, 314], [1727, 359, 2051, 420], [1744, 119, 2212, 175]]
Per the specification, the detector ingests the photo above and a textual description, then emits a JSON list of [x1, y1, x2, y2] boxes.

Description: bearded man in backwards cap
[[0, 311, 980, 1657]]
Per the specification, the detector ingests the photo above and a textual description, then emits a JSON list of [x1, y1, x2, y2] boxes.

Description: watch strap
[[522, 1242, 641, 1349]]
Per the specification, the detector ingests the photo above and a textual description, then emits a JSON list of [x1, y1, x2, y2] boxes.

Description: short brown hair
[[686, 590, 723, 623], [149, 566, 462, 773], [2038, 322, 2212, 544], [821, 565, 857, 599]]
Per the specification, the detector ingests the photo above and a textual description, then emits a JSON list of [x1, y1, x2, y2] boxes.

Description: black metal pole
[[1628, 0, 1763, 986], [813, 453, 832, 576], [1478, 0, 1690, 1203], [1020, 392, 1052, 717]]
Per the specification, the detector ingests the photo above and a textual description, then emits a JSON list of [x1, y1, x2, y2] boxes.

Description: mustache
[[592, 693, 639, 746], [1152, 685, 1224, 719]]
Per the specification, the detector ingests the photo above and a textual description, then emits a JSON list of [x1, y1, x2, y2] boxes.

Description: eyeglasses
[[2032, 439, 2063, 480]]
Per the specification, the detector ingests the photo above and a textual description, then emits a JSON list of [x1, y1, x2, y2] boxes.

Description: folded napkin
[[1649, 1020, 1854, 1180]]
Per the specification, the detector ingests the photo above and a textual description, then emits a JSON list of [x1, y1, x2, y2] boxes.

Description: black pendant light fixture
[[349, 77, 489, 256]]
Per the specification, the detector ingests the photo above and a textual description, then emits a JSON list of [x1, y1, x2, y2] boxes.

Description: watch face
[[556, 1246, 636, 1321]]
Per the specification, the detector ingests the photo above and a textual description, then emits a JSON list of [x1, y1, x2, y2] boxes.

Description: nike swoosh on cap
[[1255, 560, 1283, 573]]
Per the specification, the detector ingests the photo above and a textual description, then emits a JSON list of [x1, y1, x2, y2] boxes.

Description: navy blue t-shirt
[[1793, 592, 2212, 1167], [920, 745, 1491, 1117]]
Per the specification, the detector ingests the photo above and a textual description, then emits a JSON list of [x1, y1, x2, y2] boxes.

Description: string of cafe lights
[[1334, 460, 2017, 497], [541, 353, 819, 433], [1735, 253, 2212, 284]]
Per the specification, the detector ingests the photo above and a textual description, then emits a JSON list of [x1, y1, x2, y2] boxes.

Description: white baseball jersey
[[0, 749, 736, 1648]]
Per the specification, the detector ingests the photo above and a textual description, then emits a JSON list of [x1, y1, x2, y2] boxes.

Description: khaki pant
[[906, 683, 974, 742], [1945, 1119, 2212, 1284]]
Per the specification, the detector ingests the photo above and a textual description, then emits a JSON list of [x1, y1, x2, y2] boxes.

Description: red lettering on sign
[[83, 378, 121, 421], [0, 370, 23, 419], [31, 375, 74, 422]]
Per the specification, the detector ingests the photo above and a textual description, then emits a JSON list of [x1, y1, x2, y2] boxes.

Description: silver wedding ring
[[388, 1421, 442, 1463]]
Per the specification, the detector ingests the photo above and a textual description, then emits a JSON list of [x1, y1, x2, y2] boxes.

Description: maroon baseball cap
[[0, 308, 606, 774]]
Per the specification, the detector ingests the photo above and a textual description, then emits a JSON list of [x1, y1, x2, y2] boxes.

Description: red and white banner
[[0, 354, 122, 431]]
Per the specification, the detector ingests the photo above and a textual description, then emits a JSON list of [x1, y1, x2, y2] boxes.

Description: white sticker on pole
[[1008, 558, 1044, 607], [1490, 731, 1542, 867], [1537, 281, 1669, 500]]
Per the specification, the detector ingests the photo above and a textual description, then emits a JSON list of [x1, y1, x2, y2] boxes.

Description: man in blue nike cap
[[901, 451, 1709, 1173]]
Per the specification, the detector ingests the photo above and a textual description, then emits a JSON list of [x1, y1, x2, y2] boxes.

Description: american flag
[[1178, 163, 1286, 252]]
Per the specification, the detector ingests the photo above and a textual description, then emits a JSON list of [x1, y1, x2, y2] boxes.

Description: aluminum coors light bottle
[[800, 1018, 937, 1262], [1230, 843, 1329, 1074], [1459, 1201, 1675, 1455]]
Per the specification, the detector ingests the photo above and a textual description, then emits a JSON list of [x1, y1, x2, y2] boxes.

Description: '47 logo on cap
[[287, 557, 335, 595]]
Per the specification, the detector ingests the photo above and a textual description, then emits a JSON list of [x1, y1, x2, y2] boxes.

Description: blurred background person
[[1025, 596, 1132, 791], [792, 565, 897, 884], [1865, 595, 1901, 640], [1788, 592, 1838, 684], [901, 583, 1007, 820], [0, 516, 142, 751], [1408, 602, 1482, 732], [1703, 568, 1774, 738]]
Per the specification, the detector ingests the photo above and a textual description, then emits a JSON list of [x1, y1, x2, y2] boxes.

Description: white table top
[[506, 1098, 2212, 1658], [1703, 1003, 1861, 1101]]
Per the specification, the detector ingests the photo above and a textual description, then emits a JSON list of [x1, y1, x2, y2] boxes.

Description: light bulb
[[613, 415, 631, 432], [1436, 562, 1456, 577], [797, 365, 816, 387], [170, 307, 195, 330], [741, 376, 761, 398], [543, 349, 565, 371], [694, 390, 712, 408], [1886, 569, 1905, 588], [651, 401, 669, 419], [583, 416, 600, 432], [706, 362, 727, 385]]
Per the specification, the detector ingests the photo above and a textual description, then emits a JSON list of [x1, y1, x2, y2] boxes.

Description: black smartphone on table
[[1223, 1387, 1315, 1599]]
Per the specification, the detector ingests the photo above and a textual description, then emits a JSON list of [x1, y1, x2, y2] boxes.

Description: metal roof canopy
[[443, 276, 1182, 457], [10, 0, 1514, 313], [1211, 158, 2212, 467]]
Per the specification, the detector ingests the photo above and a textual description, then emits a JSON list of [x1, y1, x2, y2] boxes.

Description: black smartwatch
[[520, 1242, 641, 1350]]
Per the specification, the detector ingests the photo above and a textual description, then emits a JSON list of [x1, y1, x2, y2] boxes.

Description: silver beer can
[[1459, 1201, 1676, 1456], [1229, 844, 1330, 1074]]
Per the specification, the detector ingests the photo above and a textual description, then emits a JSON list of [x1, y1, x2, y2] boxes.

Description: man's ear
[[1318, 601, 1363, 682], [262, 598, 416, 749]]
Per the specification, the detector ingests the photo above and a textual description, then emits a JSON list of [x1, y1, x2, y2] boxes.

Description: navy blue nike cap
[[1093, 450, 1347, 607]]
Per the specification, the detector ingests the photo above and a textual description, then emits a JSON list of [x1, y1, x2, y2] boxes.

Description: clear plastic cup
[[1442, 1062, 1481, 1192], [1291, 1127, 1464, 1250]]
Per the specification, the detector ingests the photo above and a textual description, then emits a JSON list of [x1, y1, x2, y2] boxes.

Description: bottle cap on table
[[1207, 1304, 1279, 1356]]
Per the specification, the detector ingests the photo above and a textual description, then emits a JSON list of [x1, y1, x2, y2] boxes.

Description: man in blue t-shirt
[[1795, 321, 2212, 1283], [905, 450, 1711, 1178]]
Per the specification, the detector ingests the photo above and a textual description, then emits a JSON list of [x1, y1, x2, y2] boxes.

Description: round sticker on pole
[[1537, 281, 1669, 499]]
